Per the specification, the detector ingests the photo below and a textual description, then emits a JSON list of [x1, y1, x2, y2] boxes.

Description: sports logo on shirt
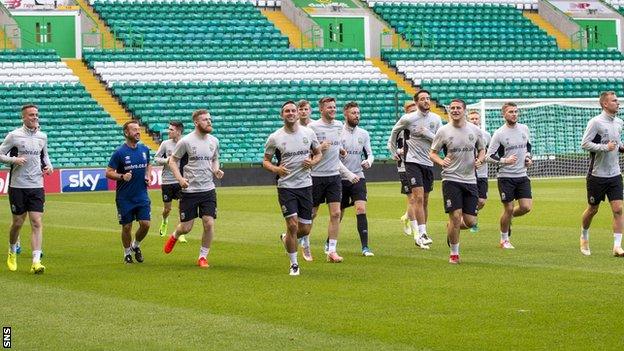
[[142, 152, 147, 160], [302, 137, 309, 145], [468, 134, 474, 141], [357, 137, 364, 145]]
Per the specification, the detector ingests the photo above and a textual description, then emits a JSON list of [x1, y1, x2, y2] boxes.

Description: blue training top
[[108, 143, 150, 203]]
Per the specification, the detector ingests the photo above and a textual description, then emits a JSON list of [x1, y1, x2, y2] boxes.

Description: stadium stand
[[0, 50, 124, 168], [81, 0, 410, 164], [370, 1, 624, 105]]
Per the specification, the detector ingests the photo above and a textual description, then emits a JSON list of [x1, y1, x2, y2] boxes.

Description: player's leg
[[447, 209, 462, 264], [513, 198, 532, 217], [7, 213, 26, 272], [399, 172, 411, 235], [326, 201, 343, 262], [121, 222, 134, 263], [164, 192, 196, 254], [196, 190, 217, 267], [283, 215, 300, 275], [295, 187, 314, 262], [27, 211, 45, 273], [512, 177, 532, 218], [131, 204, 150, 263], [609, 199, 624, 256], [160, 199, 172, 237], [417, 165, 434, 244], [354, 200, 373, 256], [499, 201, 515, 249]]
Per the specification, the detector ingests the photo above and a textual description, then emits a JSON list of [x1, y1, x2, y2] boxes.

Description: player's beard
[[347, 120, 359, 128], [198, 124, 212, 134]]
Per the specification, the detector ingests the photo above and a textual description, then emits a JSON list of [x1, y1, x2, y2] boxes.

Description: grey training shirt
[[172, 131, 219, 193], [154, 138, 180, 185], [309, 118, 343, 177], [581, 112, 624, 178], [486, 123, 531, 178], [340, 125, 373, 179], [431, 122, 484, 184], [265, 126, 319, 188], [0, 126, 52, 188], [388, 110, 442, 167]]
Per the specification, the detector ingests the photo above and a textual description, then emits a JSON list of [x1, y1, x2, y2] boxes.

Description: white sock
[[32, 250, 42, 263], [301, 235, 310, 248], [328, 239, 337, 253], [614, 233, 622, 248], [418, 224, 427, 235], [411, 220, 419, 239], [124, 247, 132, 255], [288, 252, 298, 265], [132, 240, 140, 249], [171, 230, 178, 239], [581, 228, 589, 241], [9, 244, 17, 253], [450, 243, 459, 255], [501, 232, 509, 241], [199, 246, 210, 259]]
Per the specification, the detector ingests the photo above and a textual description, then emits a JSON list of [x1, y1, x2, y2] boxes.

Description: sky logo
[[61, 169, 108, 192]]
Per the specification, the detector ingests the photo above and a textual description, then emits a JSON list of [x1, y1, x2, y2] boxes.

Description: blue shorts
[[116, 200, 151, 225]]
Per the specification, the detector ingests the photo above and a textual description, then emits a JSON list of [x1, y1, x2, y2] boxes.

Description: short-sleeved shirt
[[581, 112, 624, 178], [0, 126, 52, 189], [388, 110, 442, 167], [431, 122, 484, 184], [487, 123, 531, 178], [264, 126, 319, 189], [340, 125, 373, 179], [108, 143, 150, 203], [476, 129, 491, 178], [172, 131, 219, 193], [309, 119, 343, 177], [154, 139, 180, 185]]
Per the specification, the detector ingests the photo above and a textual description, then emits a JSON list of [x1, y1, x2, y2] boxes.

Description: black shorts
[[586, 174, 623, 205], [341, 179, 367, 209], [442, 180, 478, 216], [312, 175, 342, 206], [179, 190, 217, 222], [161, 183, 182, 203], [497, 177, 532, 203], [404, 162, 434, 193], [477, 177, 488, 199], [277, 186, 313, 224], [8, 187, 44, 215], [398, 171, 410, 195]]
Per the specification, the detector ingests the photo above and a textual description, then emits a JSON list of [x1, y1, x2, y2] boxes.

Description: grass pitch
[[0, 178, 622, 350]]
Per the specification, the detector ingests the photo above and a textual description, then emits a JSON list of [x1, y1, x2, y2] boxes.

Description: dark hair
[[501, 102, 517, 114], [123, 120, 139, 132], [318, 96, 336, 108], [343, 101, 359, 111], [21, 104, 38, 112], [169, 120, 184, 131], [414, 90, 431, 101], [449, 99, 466, 109], [281, 100, 297, 113], [192, 109, 209, 121]]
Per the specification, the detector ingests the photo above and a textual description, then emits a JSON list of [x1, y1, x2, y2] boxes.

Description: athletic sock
[[124, 247, 132, 256], [32, 250, 42, 263], [199, 246, 210, 259], [9, 244, 17, 253], [288, 252, 298, 265], [328, 239, 338, 253], [410, 220, 418, 239], [132, 240, 140, 249], [301, 235, 310, 248], [614, 233, 622, 248], [418, 224, 427, 235], [581, 228, 589, 241], [450, 243, 459, 255], [356, 213, 369, 248], [171, 230, 178, 239], [501, 232, 509, 241]]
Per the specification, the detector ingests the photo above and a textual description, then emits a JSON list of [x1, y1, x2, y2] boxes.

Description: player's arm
[[387, 116, 408, 160], [361, 132, 374, 169], [429, 132, 451, 168], [486, 132, 516, 165], [41, 136, 53, 175], [263, 134, 289, 176], [581, 120, 612, 152], [338, 162, 359, 183], [0, 134, 25, 166], [474, 132, 486, 168], [105, 152, 131, 181], [211, 152, 224, 180], [145, 151, 153, 184], [153, 142, 169, 165]]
